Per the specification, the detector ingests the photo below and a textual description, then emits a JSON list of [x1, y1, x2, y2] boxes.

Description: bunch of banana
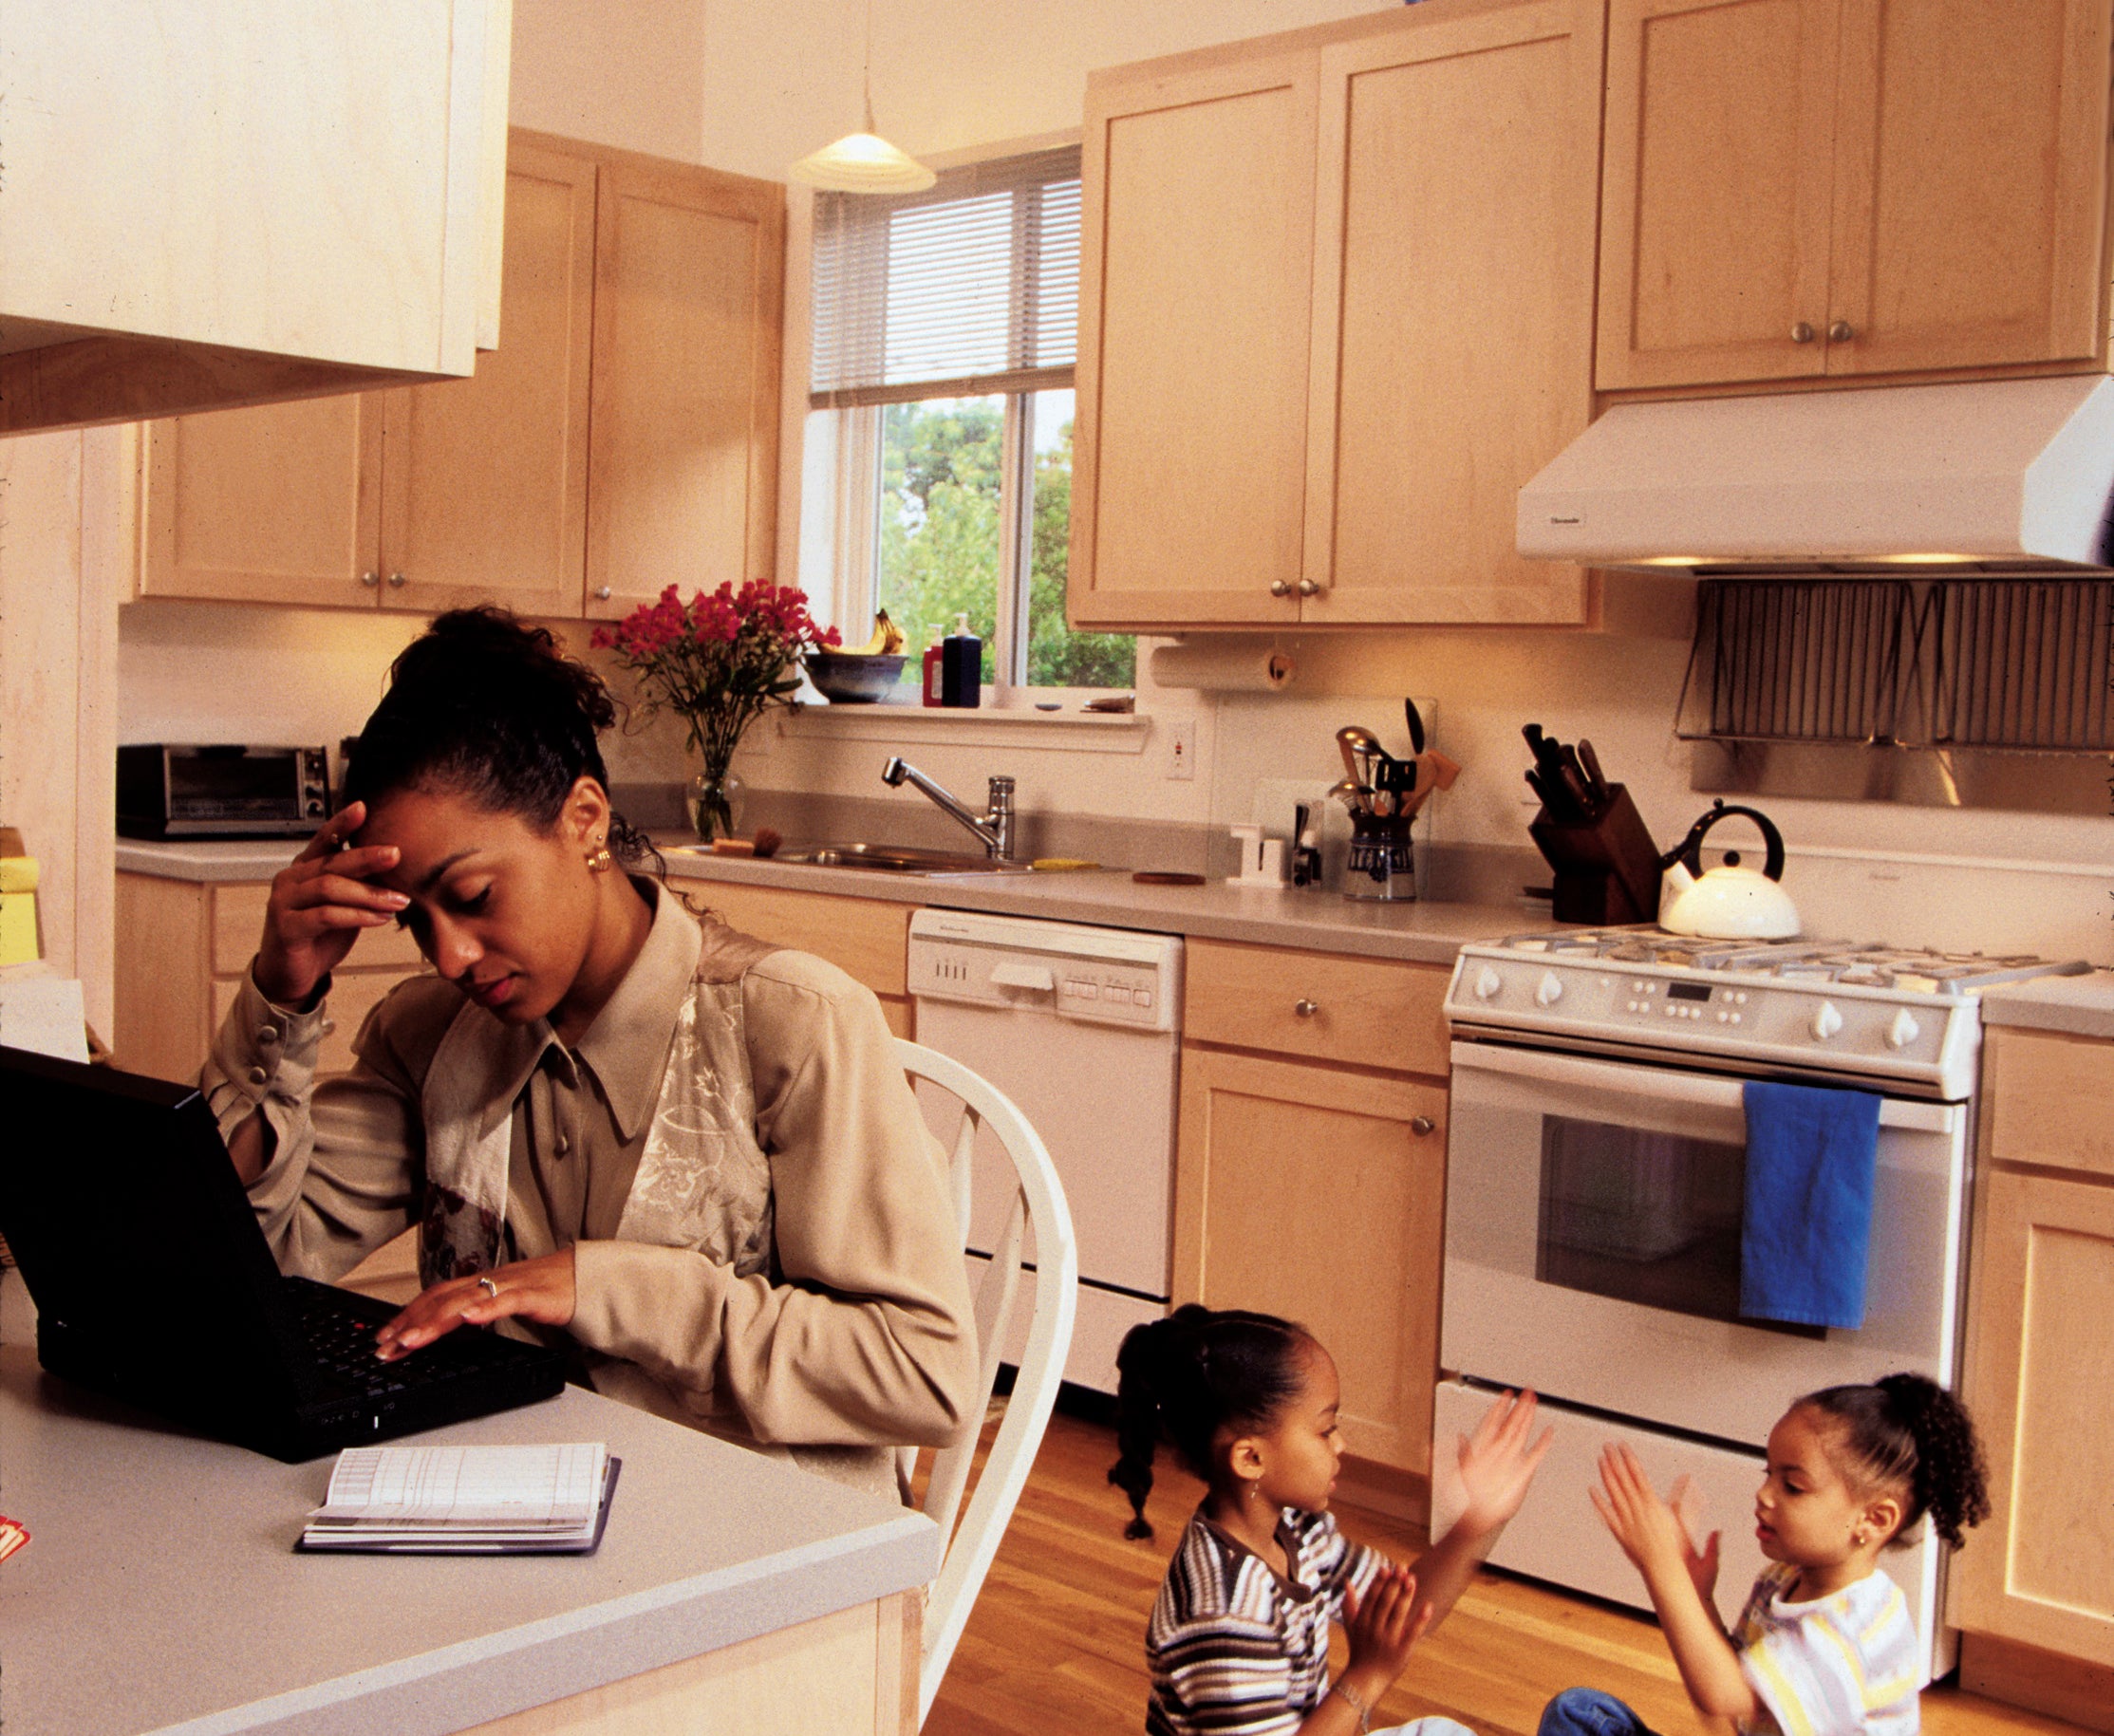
[[840, 610, 907, 656]]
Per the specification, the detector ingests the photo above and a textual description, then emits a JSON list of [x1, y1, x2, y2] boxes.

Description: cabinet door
[[1173, 1046, 1447, 1473], [1953, 1167, 2114, 1664], [1598, 0, 1842, 390], [377, 138, 596, 615], [586, 156, 784, 621], [1824, 0, 2112, 377], [140, 396, 382, 605], [1303, 0, 1600, 625], [1069, 50, 1317, 629]]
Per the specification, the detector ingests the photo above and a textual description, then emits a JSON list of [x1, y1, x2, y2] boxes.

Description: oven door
[[1442, 1039, 1969, 1448]]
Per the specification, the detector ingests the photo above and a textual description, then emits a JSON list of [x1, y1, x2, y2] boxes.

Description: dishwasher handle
[[988, 961, 1057, 993]]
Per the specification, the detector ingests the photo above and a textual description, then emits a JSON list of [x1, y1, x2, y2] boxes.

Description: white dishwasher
[[907, 907, 1182, 1394]]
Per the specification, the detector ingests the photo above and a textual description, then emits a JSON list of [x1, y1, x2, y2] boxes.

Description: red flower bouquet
[[592, 581, 837, 839]]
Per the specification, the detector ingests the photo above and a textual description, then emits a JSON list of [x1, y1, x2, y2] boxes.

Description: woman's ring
[[477, 1276, 500, 1298]]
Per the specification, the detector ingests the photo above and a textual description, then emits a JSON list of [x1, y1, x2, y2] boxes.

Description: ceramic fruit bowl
[[804, 650, 906, 703]]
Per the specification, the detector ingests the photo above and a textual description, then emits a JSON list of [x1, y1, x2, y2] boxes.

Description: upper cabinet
[[1069, 0, 1603, 632], [134, 132, 784, 620], [1597, 0, 2114, 391], [0, 0, 512, 436]]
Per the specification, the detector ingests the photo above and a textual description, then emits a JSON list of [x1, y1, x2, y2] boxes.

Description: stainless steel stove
[[1433, 924, 2087, 1680], [1446, 925, 2089, 1099]]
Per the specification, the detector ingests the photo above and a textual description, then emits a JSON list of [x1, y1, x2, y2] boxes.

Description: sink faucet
[[881, 757, 1016, 860]]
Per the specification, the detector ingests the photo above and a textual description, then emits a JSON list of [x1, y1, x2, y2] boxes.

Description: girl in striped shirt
[[1110, 1305, 1554, 1736], [1542, 1373, 1990, 1736]]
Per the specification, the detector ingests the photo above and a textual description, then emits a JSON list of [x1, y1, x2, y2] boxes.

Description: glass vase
[[686, 763, 744, 843]]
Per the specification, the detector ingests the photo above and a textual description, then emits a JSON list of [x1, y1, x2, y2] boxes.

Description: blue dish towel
[[1739, 1081, 1882, 1330]]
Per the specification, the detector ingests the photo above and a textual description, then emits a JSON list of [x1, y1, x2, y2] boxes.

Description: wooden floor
[[926, 1408, 2086, 1736]]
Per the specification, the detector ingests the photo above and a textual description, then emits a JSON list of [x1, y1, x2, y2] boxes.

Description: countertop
[[0, 1274, 936, 1736], [115, 839, 1559, 966], [1978, 968, 2114, 1040]]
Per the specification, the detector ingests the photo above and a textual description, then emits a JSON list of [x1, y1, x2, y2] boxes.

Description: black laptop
[[0, 1044, 568, 1462]]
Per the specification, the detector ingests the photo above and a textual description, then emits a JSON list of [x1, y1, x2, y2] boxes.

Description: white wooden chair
[[894, 1038, 1077, 1728]]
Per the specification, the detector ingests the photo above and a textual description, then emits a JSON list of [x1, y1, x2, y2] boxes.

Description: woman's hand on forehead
[[251, 801, 409, 1007]]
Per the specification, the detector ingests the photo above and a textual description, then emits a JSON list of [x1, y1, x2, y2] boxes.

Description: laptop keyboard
[[284, 1279, 483, 1394]]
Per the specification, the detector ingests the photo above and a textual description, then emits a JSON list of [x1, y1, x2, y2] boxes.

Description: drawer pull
[[1294, 999, 1319, 1018], [1828, 320, 1855, 344], [1411, 1115, 1436, 1137]]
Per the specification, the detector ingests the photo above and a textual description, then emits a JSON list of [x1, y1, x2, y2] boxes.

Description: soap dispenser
[[941, 613, 982, 708]]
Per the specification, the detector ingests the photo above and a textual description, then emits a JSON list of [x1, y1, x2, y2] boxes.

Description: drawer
[[1983, 1026, 2114, 1179], [1184, 938, 1448, 1074], [683, 881, 911, 999], [212, 881, 426, 977]]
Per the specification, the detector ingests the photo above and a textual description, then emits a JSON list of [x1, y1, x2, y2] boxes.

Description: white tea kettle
[[1656, 800, 1801, 940]]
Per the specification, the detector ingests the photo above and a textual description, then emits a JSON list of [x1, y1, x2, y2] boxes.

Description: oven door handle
[[1447, 1041, 1963, 1134]]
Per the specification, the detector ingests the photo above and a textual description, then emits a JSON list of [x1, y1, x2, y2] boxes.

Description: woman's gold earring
[[585, 842, 615, 874]]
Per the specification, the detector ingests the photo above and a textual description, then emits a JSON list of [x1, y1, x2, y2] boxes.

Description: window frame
[[795, 136, 1117, 705]]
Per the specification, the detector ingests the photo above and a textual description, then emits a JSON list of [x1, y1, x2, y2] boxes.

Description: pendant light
[[789, 0, 935, 193]]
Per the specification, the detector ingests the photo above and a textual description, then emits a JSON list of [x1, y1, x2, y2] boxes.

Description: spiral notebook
[[298, 1442, 621, 1554]]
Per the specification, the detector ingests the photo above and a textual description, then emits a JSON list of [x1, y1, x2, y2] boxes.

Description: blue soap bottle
[[941, 612, 982, 708]]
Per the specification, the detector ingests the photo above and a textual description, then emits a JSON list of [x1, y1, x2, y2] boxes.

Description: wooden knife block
[[1528, 784, 1663, 924]]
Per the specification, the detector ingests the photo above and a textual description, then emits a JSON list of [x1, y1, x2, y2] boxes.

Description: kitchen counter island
[[0, 1276, 933, 1736], [114, 838, 1559, 965]]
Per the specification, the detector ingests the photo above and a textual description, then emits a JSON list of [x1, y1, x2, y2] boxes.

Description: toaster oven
[[117, 744, 331, 840]]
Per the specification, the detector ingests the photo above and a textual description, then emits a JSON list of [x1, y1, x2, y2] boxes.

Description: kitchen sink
[[767, 843, 1034, 877]]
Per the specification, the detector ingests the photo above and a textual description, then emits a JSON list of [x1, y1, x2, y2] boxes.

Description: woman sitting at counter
[[206, 607, 980, 1497]]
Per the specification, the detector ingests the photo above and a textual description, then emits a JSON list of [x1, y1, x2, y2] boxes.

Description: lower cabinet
[[1953, 1027, 2114, 1728], [676, 878, 915, 1039], [1174, 940, 1450, 1480], [113, 873, 428, 1083]]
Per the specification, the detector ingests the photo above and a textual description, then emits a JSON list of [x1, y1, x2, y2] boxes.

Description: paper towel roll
[[1148, 641, 1295, 693]]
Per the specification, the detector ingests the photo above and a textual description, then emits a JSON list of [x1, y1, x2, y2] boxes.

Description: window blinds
[[810, 145, 1080, 408]]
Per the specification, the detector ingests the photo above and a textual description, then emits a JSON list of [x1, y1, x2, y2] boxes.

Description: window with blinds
[[810, 147, 1081, 408]]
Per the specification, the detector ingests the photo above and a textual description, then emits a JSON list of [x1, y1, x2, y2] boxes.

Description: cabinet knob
[[359, 570, 379, 588], [387, 571, 407, 588], [1790, 322, 1816, 344], [1294, 999, 1319, 1018], [1269, 580, 1293, 598], [1297, 578, 1320, 598], [594, 586, 613, 601], [1827, 320, 1855, 344], [1410, 1115, 1436, 1137]]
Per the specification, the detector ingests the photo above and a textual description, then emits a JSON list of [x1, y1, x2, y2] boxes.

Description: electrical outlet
[[1167, 719, 1196, 780]]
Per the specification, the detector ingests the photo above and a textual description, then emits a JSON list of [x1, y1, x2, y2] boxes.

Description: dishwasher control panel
[[908, 907, 1183, 1033]]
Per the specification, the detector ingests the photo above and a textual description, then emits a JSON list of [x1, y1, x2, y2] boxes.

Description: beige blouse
[[202, 883, 980, 1493]]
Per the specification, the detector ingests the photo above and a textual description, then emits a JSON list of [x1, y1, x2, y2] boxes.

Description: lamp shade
[[789, 131, 936, 193]]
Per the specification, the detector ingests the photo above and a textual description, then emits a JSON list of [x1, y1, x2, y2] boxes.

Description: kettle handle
[[1659, 799, 1787, 881]]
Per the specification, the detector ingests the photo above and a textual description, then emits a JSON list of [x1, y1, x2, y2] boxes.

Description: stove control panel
[[1443, 950, 1979, 1094]]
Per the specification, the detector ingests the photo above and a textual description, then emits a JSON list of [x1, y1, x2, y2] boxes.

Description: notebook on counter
[[298, 1442, 621, 1554], [0, 1044, 569, 1463]]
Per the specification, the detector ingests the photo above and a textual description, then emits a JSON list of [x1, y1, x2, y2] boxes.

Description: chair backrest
[[894, 1038, 1077, 1728]]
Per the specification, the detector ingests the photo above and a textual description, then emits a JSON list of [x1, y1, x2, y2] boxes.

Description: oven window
[[1536, 1115, 1750, 1326]]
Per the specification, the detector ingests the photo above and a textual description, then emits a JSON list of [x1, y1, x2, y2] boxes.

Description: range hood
[[1517, 376, 2114, 573]]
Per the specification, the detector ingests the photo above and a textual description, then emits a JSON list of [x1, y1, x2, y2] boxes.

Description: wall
[[113, 0, 2114, 968], [0, 429, 117, 1038]]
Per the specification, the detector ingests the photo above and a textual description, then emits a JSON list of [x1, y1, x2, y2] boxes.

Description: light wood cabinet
[[113, 874, 428, 1084], [1951, 1025, 2114, 1727], [1597, 0, 2114, 392], [135, 131, 781, 619], [0, 0, 512, 437], [1174, 941, 1450, 1477], [677, 879, 916, 1039], [1070, 0, 1600, 633]]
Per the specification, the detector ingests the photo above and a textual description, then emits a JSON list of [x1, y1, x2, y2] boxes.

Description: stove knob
[[1810, 999, 1843, 1041], [1535, 970, 1564, 1008], [1887, 1008, 1921, 1050], [1473, 965, 1503, 1001]]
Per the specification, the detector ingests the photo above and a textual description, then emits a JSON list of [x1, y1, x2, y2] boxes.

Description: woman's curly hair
[[344, 607, 657, 868], [1800, 1372, 1992, 1550]]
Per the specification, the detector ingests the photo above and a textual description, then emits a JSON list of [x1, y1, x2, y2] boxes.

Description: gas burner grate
[[1483, 928, 2087, 993]]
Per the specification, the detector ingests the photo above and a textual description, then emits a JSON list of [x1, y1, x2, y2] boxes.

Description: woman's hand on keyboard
[[374, 1249, 577, 1360]]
